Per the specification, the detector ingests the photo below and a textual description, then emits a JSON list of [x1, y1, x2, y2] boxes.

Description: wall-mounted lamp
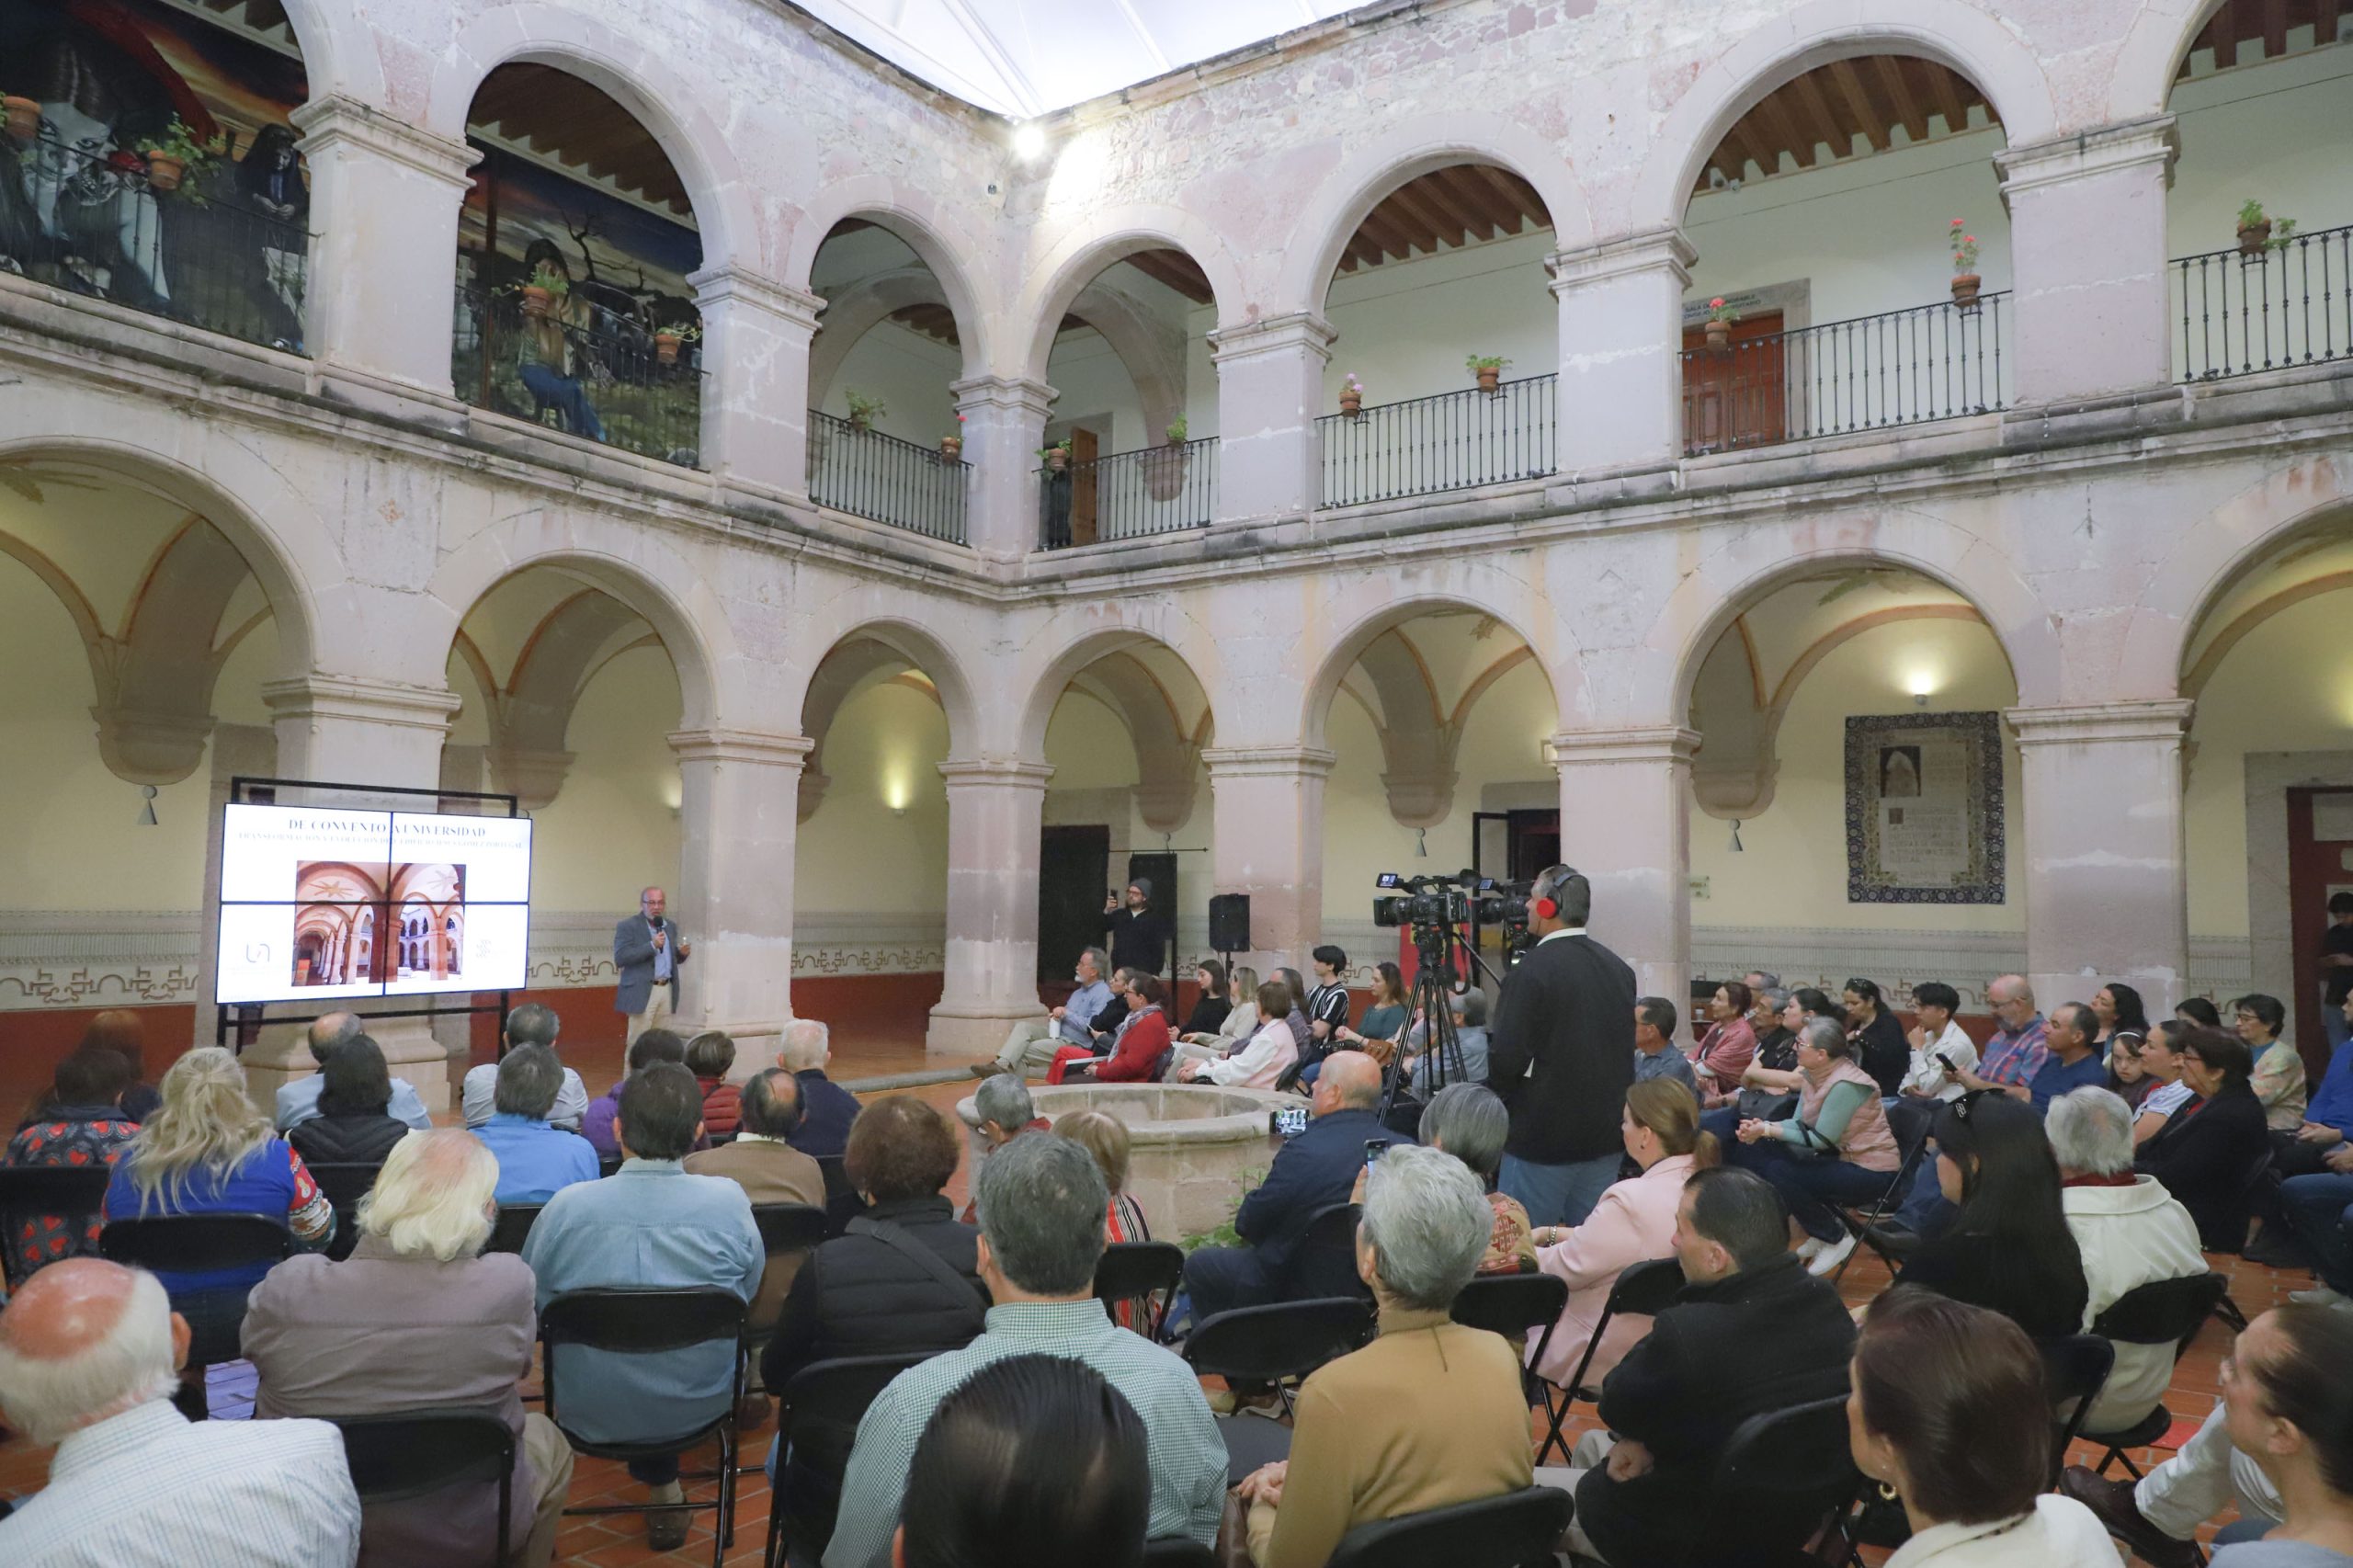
[[136, 784, 159, 826], [1728, 818, 1745, 853], [1415, 827, 1429, 858], [1906, 670, 1937, 709]]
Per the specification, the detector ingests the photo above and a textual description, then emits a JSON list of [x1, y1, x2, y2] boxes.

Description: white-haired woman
[[244, 1128, 574, 1567], [102, 1046, 334, 1417], [1236, 1145, 1534, 1568]]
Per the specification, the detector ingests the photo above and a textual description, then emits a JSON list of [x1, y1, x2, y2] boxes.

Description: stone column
[[1995, 117, 2178, 405], [291, 95, 477, 412], [1548, 727, 1699, 1003], [2007, 701, 2194, 1015], [1209, 312, 1334, 525], [927, 759, 1056, 1054], [1202, 745, 1338, 975], [1547, 229, 1696, 482], [690, 265, 824, 500], [249, 675, 465, 1111], [669, 727, 815, 1075], [951, 376, 1056, 562]]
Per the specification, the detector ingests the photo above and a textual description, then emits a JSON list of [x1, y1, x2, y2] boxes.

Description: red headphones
[[1531, 865, 1576, 922]]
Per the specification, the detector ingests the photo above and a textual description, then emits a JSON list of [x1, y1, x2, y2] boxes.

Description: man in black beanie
[[1101, 878, 1170, 976]]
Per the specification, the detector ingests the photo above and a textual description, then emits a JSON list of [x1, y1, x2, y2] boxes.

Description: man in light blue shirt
[[979, 946, 1114, 1076], [474, 1044, 598, 1203], [825, 1133, 1224, 1568], [523, 1062, 761, 1551], [1632, 996, 1699, 1094], [460, 1001, 589, 1131], [272, 1012, 433, 1133]]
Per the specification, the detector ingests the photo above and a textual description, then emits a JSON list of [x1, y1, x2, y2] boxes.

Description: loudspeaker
[[1207, 893, 1251, 954]]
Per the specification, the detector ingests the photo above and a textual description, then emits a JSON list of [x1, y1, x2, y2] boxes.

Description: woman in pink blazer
[[1526, 1078, 1717, 1389]]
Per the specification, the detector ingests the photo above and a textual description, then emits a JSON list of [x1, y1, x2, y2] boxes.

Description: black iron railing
[[0, 131, 310, 351], [807, 412, 971, 543], [452, 282, 704, 468], [2173, 223, 2352, 383], [1680, 294, 2009, 457], [1320, 373, 1557, 506], [1040, 437, 1218, 549]]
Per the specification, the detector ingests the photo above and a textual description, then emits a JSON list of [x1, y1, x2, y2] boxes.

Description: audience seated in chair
[[1689, 981, 1758, 1097], [983, 946, 1118, 1078], [2234, 993, 2310, 1135], [958, 1074, 1051, 1220], [782, 1017, 866, 1161], [473, 1043, 600, 1205], [1528, 1078, 1712, 1391], [1850, 1286, 2123, 1567], [272, 1011, 432, 1134], [2063, 1374, 2287, 1567], [1895, 1092, 2089, 1341], [1178, 978, 1299, 1090], [688, 1029, 742, 1140], [1235, 1144, 1532, 1568], [1415, 1083, 1534, 1276], [685, 1066, 827, 1329], [2047, 1085, 2209, 1433], [1061, 972, 1176, 1084], [1178, 959, 1238, 1043], [286, 1035, 413, 1170], [522, 1060, 761, 1551], [1538, 1165, 1857, 1568], [824, 1133, 1225, 1568], [102, 1047, 335, 1417], [1399, 986, 1492, 1091], [1727, 1016, 1904, 1278], [4, 1047, 142, 1284], [460, 1002, 588, 1131], [241, 1128, 574, 1567], [1181, 1052, 1408, 1325], [762, 1096, 987, 1482], [892, 1353, 1153, 1568], [0, 1257, 362, 1566], [1170, 963, 1261, 1078], [1057, 1109, 1155, 1329], [581, 1028, 686, 1159], [1631, 996, 1698, 1096], [63, 1010, 162, 1124], [2135, 1024, 2274, 1252]]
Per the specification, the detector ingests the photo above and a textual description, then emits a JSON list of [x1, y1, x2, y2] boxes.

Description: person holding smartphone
[[1891, 982, 1978, 1156]]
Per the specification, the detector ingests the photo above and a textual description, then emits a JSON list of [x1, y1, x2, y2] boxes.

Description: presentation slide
[[215, 803, 533, 1006]]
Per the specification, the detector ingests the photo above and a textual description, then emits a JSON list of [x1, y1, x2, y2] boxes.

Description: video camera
[[1370, 870, 1475, 929]]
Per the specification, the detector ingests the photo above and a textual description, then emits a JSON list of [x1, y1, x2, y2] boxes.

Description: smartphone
[[1363, 1139, 1390, 1169], [1934, 1051, 1961, 1072], [1270, 1106, 1311, 1139]]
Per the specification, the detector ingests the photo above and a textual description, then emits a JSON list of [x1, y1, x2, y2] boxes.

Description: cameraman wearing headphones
[[1487, 866, 1638, 1228]]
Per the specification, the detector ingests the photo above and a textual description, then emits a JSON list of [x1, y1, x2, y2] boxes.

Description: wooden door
[[1070, 427, 1101, 546], [1038, 825, 1111, 985], [2287, 787, 2353, 1077], [1682, 311, 1787, 453]]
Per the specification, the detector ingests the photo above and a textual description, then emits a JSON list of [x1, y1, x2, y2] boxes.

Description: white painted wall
[[1316, 229, 1560, 413], [526, 644, 682, 914], [1045, 328, 1151, 455], [796, 680, 950, 915], [824, 324, 964, 447]]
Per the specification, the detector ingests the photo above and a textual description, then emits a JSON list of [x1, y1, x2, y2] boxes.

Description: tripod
[[1377, 919, 1507, 1122]]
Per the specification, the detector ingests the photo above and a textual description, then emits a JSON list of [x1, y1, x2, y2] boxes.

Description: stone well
[[958, 1083, 1290, 1242]]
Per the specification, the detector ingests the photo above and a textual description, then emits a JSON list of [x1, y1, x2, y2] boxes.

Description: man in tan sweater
[[683, 1067, 826, 1329], [1237, 1145, 1538, 1566]]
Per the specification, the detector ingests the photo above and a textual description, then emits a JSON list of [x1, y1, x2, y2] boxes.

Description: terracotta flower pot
[[520, 285, 552, 317], [1474, 366, 1500, 393], [1046, 449, 1069, 472], [4, 97, 38, 144], [2237, 221, 2271, 257], [1949, 272, 1982, 312], [1704, 319, 1731, 352], [144, 153, 183, 192], [939, 435, 962, 461], [1339, 390, 1363, 416], [655, 333, 681, 364]]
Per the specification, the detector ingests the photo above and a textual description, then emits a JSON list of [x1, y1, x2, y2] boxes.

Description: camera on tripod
[[1370, 870, 1475, 930]]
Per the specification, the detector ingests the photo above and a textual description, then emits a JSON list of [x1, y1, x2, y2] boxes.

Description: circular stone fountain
[[958, 1083, 1290, 1242]]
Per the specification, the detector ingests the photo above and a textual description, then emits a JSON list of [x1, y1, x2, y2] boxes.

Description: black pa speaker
[[1207, 893, 1251, 954]]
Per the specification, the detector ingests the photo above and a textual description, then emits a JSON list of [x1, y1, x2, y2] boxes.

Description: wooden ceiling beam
[[1871, 54, 1931, 142], [1369, 185, 1446, 254], [1750, 83, 1816, 170], [1383, 177, 1468, 250], [1418, 169, 1498, 244], [2204, 0, 2240, 63], [1355, 203, 1425, 263], [1917, 59, 1972, 136], [1468, 163, 1541, 233], [2263, 0, 2292, 57], [1824, 59, 1887, 152], [1714, 116, 1773, 181], [1788, 67, 1854, 158]]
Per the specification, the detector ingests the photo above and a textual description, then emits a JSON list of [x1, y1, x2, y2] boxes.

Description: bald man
[[273, 1010, 432, 1133], [0, 1258, 360, 1566], [1180, 1050, 1411, 1324]]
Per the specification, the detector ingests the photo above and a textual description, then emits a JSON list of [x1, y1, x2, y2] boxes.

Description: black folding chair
[[99, 1212, 296, 1365], [2081, 1272, 2231, 1477], [751, 1202, 830, 1259], [332, 1407, 517, 1568], [1184, 1295, 1373, 1430], [1699, 1396, 1866, 1567], [597, 1152, 625, 1179], [304, 1162, 383, 1262], [2040, 1334, 2119, 1485], [1832, 1134, 1930, 1285], [1142, 1540, 1219, 1567], [1451, 1271, 1570, 1418], [0, 1165, 114, 1289], [1324, 1485, 1574, 1568], [1535, 1256, 1683, 1462], [1095, 1241, 1186, 1338], [814, 1155, 863, 1238], [542, 1287, 748, 1568], [2213, 1143, 2279, 1328], [1288, 1200, 1370, 1302], [763, 1352, 933, 1568], [483, 1204, 543, 1256]]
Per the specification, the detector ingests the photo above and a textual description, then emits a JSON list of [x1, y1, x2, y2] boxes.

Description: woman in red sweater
[[1090, 973, 1175, 1082]]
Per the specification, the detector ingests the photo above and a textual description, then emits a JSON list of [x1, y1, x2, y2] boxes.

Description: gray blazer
[[613, 914, 687, 1013]]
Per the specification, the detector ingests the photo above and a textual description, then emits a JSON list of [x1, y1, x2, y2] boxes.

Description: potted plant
[[136, 117, 211, 193], [3, 94, 38, 144], [653, 321, 700, 364], [1465, 354, 1510, 394], [1165, 415, 1188, 447], [940, 412, 965, 461], [1040, 437, 1073, 472], [516, 261, 569, 318], [1339, 372, 1365, 416], [1948, 220, 1982, 311], [844, 388, 886, 432], [1704, 297, 1738, 352], [2236, 199, 2296, 257]]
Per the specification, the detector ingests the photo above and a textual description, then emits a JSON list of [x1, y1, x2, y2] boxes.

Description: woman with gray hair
[[1418, 1082, 1537, 1275], [1234, 1145, 1535, 1567]]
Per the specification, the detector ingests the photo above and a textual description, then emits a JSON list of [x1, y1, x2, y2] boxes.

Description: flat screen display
[[215, 803, 533, 1005]]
